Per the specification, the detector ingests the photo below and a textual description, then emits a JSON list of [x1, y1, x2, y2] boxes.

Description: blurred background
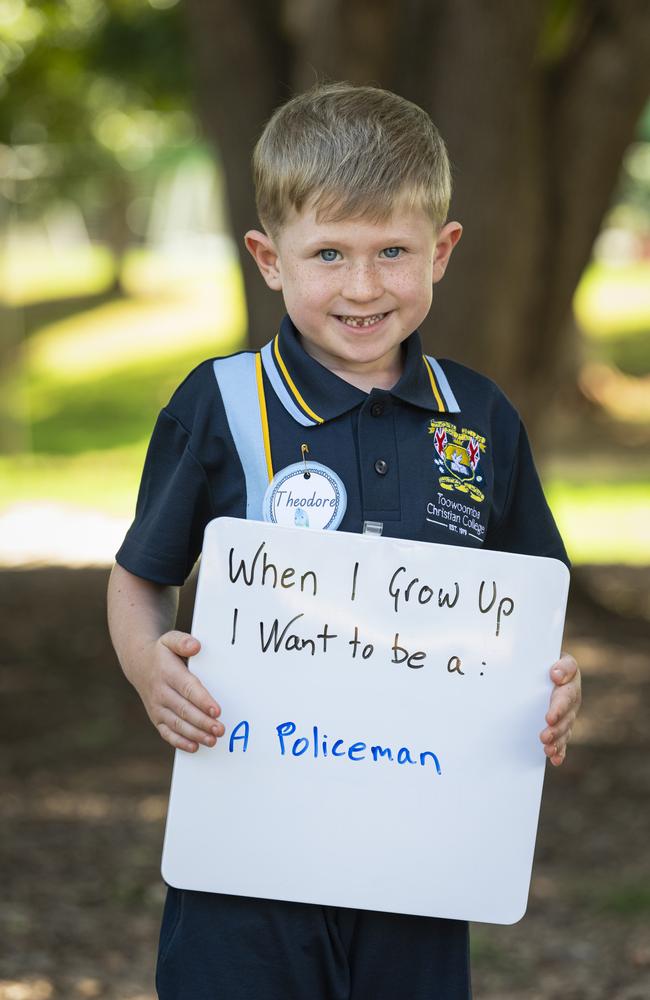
[[1, 2, 648, 998]]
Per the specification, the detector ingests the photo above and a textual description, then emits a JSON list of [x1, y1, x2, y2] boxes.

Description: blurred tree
[[183, 0, 650, 432], [0, 0, 198, 451], [0, 0, 195, 288], [3, 1, 649, 432]]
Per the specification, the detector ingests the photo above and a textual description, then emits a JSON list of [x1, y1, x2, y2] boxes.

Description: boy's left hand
[[540, 652, 582, 766]]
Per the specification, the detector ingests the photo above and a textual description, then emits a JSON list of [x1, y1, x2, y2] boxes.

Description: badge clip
[[301, 444, 311, 479]]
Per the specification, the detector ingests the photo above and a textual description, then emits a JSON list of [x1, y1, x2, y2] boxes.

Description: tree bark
[[183, 0, 291, 344]]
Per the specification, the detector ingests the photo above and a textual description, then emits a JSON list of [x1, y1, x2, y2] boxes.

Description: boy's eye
[[381, 247, 403, 259], [319, 249, 341, 262]]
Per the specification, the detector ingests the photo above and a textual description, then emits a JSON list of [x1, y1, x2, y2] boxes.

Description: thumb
[[551, 651, 577, 685], [160, 630, 201, 658]]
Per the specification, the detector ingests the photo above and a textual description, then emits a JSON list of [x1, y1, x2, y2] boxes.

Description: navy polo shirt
[[116, 315, 567, 585]]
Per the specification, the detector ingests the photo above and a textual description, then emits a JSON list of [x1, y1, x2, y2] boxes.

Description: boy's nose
[[341, 262, 383, 303]]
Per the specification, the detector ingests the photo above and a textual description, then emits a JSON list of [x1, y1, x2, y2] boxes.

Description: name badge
[[263, 461, 347, 530]]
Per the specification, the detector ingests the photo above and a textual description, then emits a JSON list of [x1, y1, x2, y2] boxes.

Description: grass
[[571, 880, 650, 917], [10, 252, 246, 456], [27, 326, 242, 455], [595, 885, 650, 916], [0, 244, 116, 307], [0, 447, 146, 517], [1, 247, 649, 564], [546, 480, 650, 565], [470, 932, 521, 973]]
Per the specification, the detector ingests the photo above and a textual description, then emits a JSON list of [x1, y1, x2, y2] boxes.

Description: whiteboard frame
[[161, 518, 569, 925]]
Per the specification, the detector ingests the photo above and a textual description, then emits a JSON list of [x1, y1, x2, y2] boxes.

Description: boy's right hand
[[138, 631, 225, 753]]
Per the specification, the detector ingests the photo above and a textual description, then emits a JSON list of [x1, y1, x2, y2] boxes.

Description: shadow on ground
[[1, 565, 648, 999]]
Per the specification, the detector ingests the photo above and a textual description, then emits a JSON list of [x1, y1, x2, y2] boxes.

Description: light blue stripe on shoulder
[[425, 356, 460, 413], [260, 341, 316, 427], [213, 353, 268, 521]]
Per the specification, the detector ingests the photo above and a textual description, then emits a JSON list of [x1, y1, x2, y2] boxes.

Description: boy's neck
[[299, 338, 405, 393]]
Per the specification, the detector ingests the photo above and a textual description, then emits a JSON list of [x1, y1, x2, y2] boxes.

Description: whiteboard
[[161, 518, 569, 924]]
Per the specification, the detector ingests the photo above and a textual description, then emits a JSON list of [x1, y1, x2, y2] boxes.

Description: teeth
[[339, 313, 386, 328]]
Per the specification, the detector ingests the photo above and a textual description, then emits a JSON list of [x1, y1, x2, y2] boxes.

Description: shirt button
[[374, 459, 388, 475], [370, 402, 384, 417]]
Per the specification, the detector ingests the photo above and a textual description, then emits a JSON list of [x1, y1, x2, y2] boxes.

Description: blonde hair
[[253, 82, 452, 235]]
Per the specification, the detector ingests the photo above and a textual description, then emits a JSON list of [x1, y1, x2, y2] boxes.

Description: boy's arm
[[107, 563, 224, 753], [540, 652, 582, 766]]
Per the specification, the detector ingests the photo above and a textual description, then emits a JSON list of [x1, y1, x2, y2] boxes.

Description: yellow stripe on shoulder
[[422, 356, 446, 412], [255, 352, 274, 481], [273, 335, 324, 424]]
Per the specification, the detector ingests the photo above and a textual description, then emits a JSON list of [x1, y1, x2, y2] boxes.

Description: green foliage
[[0, 0, 195, 219], [576, 881, 650, 916]]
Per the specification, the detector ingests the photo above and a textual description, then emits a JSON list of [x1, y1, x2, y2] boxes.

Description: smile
[[336, 313, 388, 328]]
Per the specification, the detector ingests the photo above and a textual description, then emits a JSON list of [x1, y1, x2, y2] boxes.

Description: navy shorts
[[156, 888, 471, 999]]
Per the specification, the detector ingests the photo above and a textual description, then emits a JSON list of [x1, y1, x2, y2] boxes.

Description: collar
[[260, 315, 459, 427]]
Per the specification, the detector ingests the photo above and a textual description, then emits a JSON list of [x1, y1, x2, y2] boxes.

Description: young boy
[[108, 82, 581, 999]]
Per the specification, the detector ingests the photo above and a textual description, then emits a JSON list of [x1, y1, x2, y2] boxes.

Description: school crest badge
[[428, 420, 487, 503]]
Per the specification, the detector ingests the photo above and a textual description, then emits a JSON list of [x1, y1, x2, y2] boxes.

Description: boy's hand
[[539, 652, 581, 766], [139, 631, 225, 754]]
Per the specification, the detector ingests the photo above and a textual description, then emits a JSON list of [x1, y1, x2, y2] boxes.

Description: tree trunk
[[183, 0, 289, 345], [182, 0, 650, 434]]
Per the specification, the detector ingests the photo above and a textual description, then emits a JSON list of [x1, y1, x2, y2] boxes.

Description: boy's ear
[[244, 230, 283, 291], [432, 221, 463, 284]]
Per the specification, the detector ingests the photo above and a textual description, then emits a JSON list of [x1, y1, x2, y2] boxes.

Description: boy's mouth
[[336, 312, 388, 329]]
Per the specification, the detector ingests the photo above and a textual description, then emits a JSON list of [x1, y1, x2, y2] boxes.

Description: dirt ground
[[1, 563, 648, 1000]]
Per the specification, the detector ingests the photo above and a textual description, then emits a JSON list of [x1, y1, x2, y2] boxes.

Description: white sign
[[161, 518, 569, 924]]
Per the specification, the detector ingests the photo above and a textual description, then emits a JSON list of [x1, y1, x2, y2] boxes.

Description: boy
[[108, 82, 581, 999]]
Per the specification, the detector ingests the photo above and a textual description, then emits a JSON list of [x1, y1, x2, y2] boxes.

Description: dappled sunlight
[[27, 261, 245, 381], [575, 261, 650, 336], [0, 244, 115, 308], [2, 789, 166, 822], [579, 361, 650, 424], [0, 981, 154, 1000], [0, 502, 130, 566], [0, 980, 53, 1000], [121, 240, 238, 297]]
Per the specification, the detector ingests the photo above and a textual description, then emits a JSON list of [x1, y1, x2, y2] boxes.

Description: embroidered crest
[[428, 420, 487, 503]]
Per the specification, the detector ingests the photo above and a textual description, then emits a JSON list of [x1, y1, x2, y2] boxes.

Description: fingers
[[545, 685, 580, 727], [540, 722, 573, 765], [548, 745, 567, 767], [541, 700, 577, 760], [151, 631, 224, 753], [165, 687, 225, 743], [157, 706, 220, 752], [156, 721, 200, 755], [546, 653, 582, 726], [549, 650, 579, 689], [159, 630, 221, 716], [540, 651, 582, 767], [161, 630, 201, 658]]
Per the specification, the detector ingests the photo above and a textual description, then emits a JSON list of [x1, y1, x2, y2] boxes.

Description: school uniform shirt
[[116, 314, 568, 583]]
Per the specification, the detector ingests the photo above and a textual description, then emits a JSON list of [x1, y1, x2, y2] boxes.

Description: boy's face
[[245, 200, 461, 381]]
